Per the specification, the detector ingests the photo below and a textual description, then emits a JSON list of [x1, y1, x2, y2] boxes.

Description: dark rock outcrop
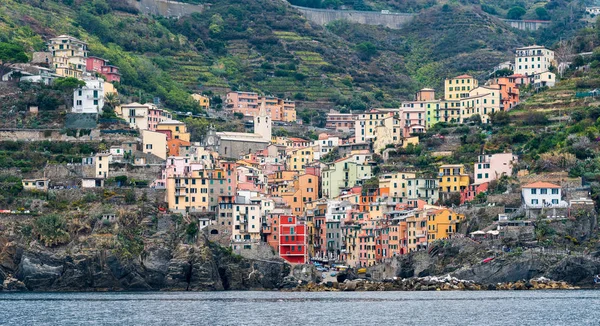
[[0, 236, 289, 292]]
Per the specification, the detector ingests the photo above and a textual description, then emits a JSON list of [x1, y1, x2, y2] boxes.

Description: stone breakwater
[[289, 276, 578, 292]]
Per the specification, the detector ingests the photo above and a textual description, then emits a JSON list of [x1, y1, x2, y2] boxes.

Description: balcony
[[175, 183, 186, 189], [87, 95, 104, 100]]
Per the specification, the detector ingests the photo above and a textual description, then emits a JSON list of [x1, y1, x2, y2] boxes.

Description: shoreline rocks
[[290, 275, 579, 292]]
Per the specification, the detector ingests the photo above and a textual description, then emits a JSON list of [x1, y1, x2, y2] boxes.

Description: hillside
[[0, 0, 537, 115]]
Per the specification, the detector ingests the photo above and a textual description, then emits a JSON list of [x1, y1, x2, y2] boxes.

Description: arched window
[[224, 147, 228, 155]]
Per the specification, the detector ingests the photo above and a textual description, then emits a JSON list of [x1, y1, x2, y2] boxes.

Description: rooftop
[[522, 181, 561, 189]]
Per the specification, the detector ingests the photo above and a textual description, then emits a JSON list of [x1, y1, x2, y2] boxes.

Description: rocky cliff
[[0, 236, 289, 292]]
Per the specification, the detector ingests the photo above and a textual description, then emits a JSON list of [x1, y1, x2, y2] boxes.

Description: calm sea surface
[[1, 290, 599, 325]]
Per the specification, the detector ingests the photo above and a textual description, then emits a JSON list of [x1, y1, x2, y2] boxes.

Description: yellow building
[[22, 178, 50, 192], [141, 130, 167, 160], [283, 103, 297, 122], [286, 146, 314, 172], [427, 208, 465, 241], [354, 110, 395, 143], [444, 74, 478, 100], [378, 172, 417, 203], [438, 164, 470, 193], [460, 86, 502, 124], [192, 93, 210, 110], [166, 170, 210, 213], [48, 35, 88, 78], [95, 153, 111, 178], [156, 120, 191, 142]]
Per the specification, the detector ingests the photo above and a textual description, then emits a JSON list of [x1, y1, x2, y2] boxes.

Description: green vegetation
[[0, 141, 100, 172], [34, 214, 70, 247]]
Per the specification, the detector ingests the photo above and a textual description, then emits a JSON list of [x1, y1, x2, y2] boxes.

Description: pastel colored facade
[[148, 106, 173, 131], [460, 182, 489, 204], [378, 172, 416, 203], [474, 153, 517, 184], [313, 134, 340, 160], [192, 93, 210, 109], [22, 178, 50, 192], [416, 88, 436, 101], [321, 155, 373, 199], [533, 71, 556, 89], [279, 215, 308, 264], [286, 147, 314, 172], [142, 130, 167, 160], [231, 202, 262, 245], [461, 86, 502, 124], [521, 182, 564, 208], [86, 56, 121, 82], [488, 77, 520, 111], [444, 75, 478, 100], [49, 35, 88, 78], [166, 170, 211, 213], [73, 77, 104, 114], [156, 120, 191, 142], [438, 164, 470, 193], [406, 211, 427, 252], [514, 45, 555, 76], [167, 139, 191, 157], [95, 153, 111, 179], [405, 176, 439, 204], [399, 100, 429, 136], [354, 110, 394, 143], [427, 209, 465, 241], [225, 92, 296, 122], [120, 102, 149, 130], [326, 110, 356, 132], [281, 174, 319, 216], [373, 116, 402, 153]]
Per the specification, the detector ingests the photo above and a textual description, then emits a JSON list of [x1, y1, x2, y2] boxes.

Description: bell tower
[[254, 100, 271, 142]]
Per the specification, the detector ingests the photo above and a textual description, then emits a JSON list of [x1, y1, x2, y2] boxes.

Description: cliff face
[[0, 237, 289, 292]]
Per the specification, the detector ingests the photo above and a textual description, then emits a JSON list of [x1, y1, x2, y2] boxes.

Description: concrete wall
[[502, 19, 550, 31], [291, 6, 414, 29], [0, 129, 136, 143], [125, 0, 204, 18]]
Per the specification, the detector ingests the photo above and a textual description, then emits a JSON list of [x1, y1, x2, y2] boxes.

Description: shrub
[[34, 214, 70, 247]]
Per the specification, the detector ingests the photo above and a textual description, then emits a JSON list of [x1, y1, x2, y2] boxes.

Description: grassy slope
[[0, 0, 567, 113]]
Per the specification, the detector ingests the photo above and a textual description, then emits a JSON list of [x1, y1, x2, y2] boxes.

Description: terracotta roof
[[288, 137, 308, 142], [453, 74, 473, 79], [522, 182, 561, 189]]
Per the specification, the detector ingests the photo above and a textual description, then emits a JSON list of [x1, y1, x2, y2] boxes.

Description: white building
[[586, 7, 600, 15], [514, 45, 555, 76], [73, 77, 105, 114], [474, 153, 517, 185], [521, 182, 566, 208], [120, 102, 149, 130], [533, 71, 556, 89]]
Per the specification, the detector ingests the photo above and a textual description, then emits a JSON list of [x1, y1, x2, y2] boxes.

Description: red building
[[100, 65, 121, 83], [86, 56, 121, 83], [279, 215, 307, 264], [460, 182, 489, 204]]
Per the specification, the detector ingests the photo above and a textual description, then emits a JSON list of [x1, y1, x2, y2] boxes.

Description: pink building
[[148, 107, 173, 131], [399, 102, 428, 137], [474, 153, 517, 184], [225, 92, 295, 121], [236, 166, 266, 193]]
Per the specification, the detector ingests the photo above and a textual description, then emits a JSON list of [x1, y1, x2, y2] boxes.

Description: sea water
[[1, 290, 599, 325]]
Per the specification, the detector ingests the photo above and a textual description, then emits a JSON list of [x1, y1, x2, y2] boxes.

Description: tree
[[535, 7, 550, 20], [554, 40, 574, 77], [34, 214, 70, 247], [0, 42, 28, 77], [54, 77, 86, 91], [489, 111, 510, 126], [493, 68, 514, 77], [506, 7, 526, 20], [355, 42, 377, 61]]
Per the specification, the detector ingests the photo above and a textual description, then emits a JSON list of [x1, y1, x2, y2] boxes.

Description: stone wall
[[291, 5, 414, 29], [0, 129, 136, 143], [125, 0, 204, 17], [109, 164, 163, 182], [502, 19, 550, 31]]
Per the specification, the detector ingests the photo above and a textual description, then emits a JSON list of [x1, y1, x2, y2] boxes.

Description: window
[[531, 189, 537, 195], [540, 189, 547, 195], [531, 199, 538, 205], [551, 199, 558, 204], [551, 189, 559, 194]]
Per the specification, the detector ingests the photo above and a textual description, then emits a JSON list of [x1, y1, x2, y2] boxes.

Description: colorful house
[[279, 215, 307, 264], [427, 208, 465, 241]]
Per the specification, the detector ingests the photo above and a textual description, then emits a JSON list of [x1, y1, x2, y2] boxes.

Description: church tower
[[254, 100, 271, 142]]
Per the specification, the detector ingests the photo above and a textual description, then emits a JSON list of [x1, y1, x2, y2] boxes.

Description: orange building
[[167, 139, 191, 157], [489, 76, 520, 111], [281, 174, 319, 216]]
